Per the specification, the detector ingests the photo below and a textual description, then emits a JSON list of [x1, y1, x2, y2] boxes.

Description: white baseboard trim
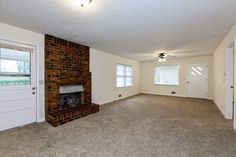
[[225, 114, 233, 120], [94, 99, 115, 106], [94, 93, 141, 105], [37, 118, 45, 123], [213, 101, 225, 118], [141, 92, 213, 100], [208, 97, 214, 100], [95, 92, 213, 105], [141, 92, 186, 98]]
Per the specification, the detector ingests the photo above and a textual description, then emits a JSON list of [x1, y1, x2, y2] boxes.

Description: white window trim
[[154, 65, 180, 86], [116, 63, 133, 88]]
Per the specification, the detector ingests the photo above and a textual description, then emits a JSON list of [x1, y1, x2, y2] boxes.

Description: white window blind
[[154, 65, 179, 85], [116, 64, 133, 87]]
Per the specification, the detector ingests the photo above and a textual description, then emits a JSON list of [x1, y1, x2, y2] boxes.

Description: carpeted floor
[[0, 94, 236, 157]]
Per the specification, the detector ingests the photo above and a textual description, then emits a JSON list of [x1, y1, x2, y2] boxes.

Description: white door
[[0, 42, 37, 131], [234, 38, 236, 130], [225, 48, 234, 119], [187, 63, 208, 99]]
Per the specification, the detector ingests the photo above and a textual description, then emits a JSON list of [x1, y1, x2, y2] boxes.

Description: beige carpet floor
[[0, 94, 236, 157]]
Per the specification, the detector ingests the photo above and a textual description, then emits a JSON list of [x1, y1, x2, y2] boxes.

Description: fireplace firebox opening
[[59, 85, 84, 109]]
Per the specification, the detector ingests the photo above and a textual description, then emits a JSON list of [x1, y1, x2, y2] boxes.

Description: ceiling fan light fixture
[[158, 58, 164, 62], [157, 53, 167, 62], [74, 0, 92, 7]]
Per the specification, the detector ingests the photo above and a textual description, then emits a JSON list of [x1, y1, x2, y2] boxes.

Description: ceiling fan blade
[[166, 51, 211, 59], [167, 56, 177, 59]]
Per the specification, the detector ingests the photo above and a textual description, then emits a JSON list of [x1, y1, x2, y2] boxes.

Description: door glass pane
[[1, 59, 30, 73], [0, 76, 31, 86], [0, 47, 31, 86], [1, 48, 30, 61]]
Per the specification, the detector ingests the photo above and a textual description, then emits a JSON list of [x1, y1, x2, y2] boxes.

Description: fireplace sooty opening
[[59, 85, 84, 109]]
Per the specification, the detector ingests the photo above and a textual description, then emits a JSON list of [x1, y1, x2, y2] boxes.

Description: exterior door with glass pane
[[187, 63, 208, 99], [0, 43, 36, 131]]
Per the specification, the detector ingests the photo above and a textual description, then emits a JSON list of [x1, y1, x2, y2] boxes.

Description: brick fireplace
[[45, 35, 99, 126]]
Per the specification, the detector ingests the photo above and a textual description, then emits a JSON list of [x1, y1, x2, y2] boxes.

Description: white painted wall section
[[141, 55, 213, 99], [90, 48, 141, 105]]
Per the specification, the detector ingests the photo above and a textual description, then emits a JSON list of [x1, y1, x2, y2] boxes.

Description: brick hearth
[[45, 35, 99, 126]]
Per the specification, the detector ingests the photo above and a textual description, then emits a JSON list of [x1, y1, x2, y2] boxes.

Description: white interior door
[[234, 38, 236, 130], [225, 48, 234, 119], [0, 42, 37, 131], [187, 63, 208, 99]]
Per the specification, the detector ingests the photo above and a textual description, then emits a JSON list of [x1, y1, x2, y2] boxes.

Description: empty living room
[[1, 0, 236, 156]]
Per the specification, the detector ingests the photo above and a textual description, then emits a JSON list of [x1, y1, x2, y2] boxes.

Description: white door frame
[[234, 37, 236, 130], [187, 63, 208, 99], [0, 39, 40, 123], [225, 48, 234, 119]]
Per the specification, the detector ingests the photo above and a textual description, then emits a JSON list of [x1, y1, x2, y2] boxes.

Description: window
[[154, 65, 179, 85], [116, 64, 132, 87], [0, 47, 31, 86]]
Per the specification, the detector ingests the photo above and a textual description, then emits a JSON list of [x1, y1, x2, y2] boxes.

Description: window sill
[[116, 86, 133, 88]]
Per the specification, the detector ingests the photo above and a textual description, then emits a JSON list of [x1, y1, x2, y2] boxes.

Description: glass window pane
[[125, 77, 132, 82], [0, 76, 30, 86], [126, 81, 132, 86], [154, 65, 179, 85], [116, 76, 125, 87], [116, 64, 133, 87], [125, 77, 132, 86], [116, 64, 125, 76], [126, 66, 132, 76]]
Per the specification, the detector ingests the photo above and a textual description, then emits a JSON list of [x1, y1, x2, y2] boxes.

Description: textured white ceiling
[[0, 0, 236, 60]]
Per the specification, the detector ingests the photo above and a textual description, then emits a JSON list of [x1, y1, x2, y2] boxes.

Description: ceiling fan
[[157, 52, 178, 62], [139, 50, 209, 61], [157, 53, 168, 62]]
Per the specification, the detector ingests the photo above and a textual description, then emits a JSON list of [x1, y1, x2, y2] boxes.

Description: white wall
[[213, 24, 236, 116], [0, 23, 45, 122], [90, 49, 140, 105], [141, 55, 213, 99]]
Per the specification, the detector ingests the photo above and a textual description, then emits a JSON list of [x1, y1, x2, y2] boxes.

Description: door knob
[[32, 87, 36, 90], [231, 86, 234, 89], [32, 92, 35, 95]]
